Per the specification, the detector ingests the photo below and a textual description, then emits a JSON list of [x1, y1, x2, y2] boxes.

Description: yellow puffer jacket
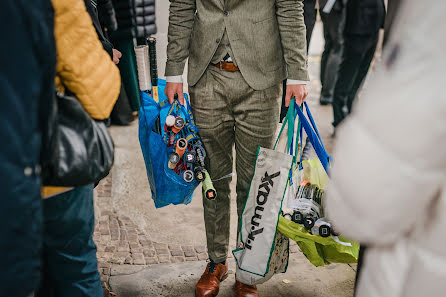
[[42, 0, 121, 198]]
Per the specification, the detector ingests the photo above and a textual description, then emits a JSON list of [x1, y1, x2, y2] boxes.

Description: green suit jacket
[[165, 0, 309, 90]]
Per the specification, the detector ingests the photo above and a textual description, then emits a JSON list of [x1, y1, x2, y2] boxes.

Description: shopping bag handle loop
[[294, 102, 331, 175]]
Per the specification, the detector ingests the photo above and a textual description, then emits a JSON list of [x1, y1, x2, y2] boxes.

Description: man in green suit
[[165, 1, 308, 296]]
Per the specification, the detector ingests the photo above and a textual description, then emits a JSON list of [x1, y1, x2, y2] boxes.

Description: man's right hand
[[164, 82, 185, 105]]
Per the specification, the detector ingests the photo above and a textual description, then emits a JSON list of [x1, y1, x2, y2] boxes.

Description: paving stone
[[184, 250, 196, 258], [101, 210, 114, 216], [197, 253, 208, 261], [182, 245, 196, 257], [145, 257, 159, 265], [105, 246, 116, 253], [140, 239, 153, 248], [131, 247, 143, 253], [102, 268, 111, 275], [104, 252, 114, 258], [124, 256, 133, 265], [158, 255, 171, 264], [100, 229, 111, 236], [129, 242, 140, 249], [185, 256, 198, 262], [102, 235, 111, 242], [98, 262, 112, 269], [290, 244, 300, 254], [171, 256, 185, 263], [102, 274, 110, 283], [117, 242, 130, 252], [133, 253, 146, 265], [170, 248, 184, 257], [115, 251, 130, 258], [110, 258, 124, 265], [156, 248, 169, 255], [143, 249, 156, 257], [154, 242, 168, 250], [195, 245, 207, 254]]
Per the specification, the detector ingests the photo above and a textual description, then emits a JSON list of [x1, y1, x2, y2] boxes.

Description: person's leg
[[346, 35, 379, 114], [232, 76, 280, 297], [189, 67, 235, 264], [233, 82, 281, 229], [190, 67, 236, 297], [354, 246, 367, 297], [332, 35, 366, 127], [303, 0, 317, 49], [40, 185, 103, 297], [319, 8, 346, 104], [319, 14, 331, 91]]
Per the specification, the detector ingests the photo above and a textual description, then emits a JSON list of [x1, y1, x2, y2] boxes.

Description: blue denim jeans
[[37, 185, 103, 297]]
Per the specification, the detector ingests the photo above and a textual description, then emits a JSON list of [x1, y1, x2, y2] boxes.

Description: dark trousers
[[354, 246, 367, 296], [37, 186, 103, 297], [303, 0, 317, 47], [320, 9, 346, 102], [332, 34, 379, 127], [280, 0, 317, 122]]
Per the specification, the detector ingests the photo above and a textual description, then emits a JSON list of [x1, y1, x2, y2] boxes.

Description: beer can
[[167, 152, 180, 169], [184, 151, 196, 164], [194, 166, 205, 182], [182, 170, 194, 183], [172, 116, 185, 134], [312, 219, 331, 238], [303, 214, 316, 230], [175, 138, 188, 158], [291, 210, 304, 224], [165, 115, 176, 132]]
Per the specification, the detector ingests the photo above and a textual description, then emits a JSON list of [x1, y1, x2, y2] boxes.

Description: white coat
[[325, 0, 446, 296]]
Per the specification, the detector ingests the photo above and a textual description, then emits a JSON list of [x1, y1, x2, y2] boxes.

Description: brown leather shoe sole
[[195, 272, 229, 297]]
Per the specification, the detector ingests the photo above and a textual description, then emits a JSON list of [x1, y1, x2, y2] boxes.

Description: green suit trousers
[[189, 66, 281, 263]]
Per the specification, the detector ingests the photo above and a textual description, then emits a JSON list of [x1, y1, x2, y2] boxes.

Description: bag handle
[[294, 101, 331, 174], [273, 98, 300, 154], [274, 98, 294, 151]]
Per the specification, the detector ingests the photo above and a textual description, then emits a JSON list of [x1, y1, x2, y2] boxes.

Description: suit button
[[216, 38, 220, 43], [224, 10, 229, 16]]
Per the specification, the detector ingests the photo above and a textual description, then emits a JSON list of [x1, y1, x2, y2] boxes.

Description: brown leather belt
[[211, 61, 240, 72]]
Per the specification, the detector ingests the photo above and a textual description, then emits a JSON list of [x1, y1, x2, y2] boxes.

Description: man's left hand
[[285, 84, 308, 107]]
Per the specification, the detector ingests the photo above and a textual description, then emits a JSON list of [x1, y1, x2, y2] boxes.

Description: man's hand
[[112, 49, 122, 64], [165, 82, 184, 105], [285, 84, 308, 107]]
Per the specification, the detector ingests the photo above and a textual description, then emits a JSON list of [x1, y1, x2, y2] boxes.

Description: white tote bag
[[232, 146, 293, 285]]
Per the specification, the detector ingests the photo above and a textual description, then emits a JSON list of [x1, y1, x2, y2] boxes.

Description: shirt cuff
[[165, 75, 183, 83], [287, 79, 309, 85]]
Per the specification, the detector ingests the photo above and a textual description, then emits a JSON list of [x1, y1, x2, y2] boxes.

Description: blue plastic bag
[[138, 79, 201, 208]]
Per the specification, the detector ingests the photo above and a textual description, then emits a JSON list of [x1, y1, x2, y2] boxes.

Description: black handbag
[[41, 90, 114, 187]]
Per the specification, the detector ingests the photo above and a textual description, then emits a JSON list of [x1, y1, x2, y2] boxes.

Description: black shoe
[[320, 95, 333, 105]]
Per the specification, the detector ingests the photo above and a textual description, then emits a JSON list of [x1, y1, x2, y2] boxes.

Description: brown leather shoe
[[195, 261, 229, 297], [235, 280, 259, 297]]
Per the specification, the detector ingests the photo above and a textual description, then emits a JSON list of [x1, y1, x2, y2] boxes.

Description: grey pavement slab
[[109, 255, 355, 297]]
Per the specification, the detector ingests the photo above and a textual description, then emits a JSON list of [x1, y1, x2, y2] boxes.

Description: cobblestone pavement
[[94, 174, 301, 293]]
